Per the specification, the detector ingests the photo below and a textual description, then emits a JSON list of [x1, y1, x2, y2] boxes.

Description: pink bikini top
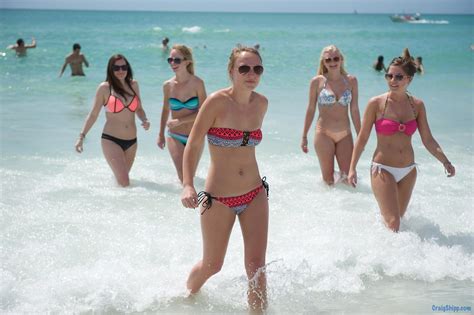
[[375, 93, 418, 136], [104, 87, 139, 113]]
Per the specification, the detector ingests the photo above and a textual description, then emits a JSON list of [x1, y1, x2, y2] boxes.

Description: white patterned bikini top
[[317, 76, 352, 107]]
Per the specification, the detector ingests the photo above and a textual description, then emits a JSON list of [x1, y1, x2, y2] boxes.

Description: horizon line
[[1, 8, 472, 15]]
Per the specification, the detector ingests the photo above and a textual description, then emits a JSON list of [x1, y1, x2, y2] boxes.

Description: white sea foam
[[182, 26, 202, 33]]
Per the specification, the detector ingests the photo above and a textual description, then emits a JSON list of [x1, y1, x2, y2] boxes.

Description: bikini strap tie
[[262, 176, 269, 198], [197, 191, 215, 215]]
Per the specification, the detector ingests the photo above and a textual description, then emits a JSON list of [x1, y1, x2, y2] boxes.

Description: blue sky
[[2, 0, 473, 14]]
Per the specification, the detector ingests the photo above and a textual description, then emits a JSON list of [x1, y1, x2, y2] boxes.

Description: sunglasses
[[324, 56, 340, 63], [167, 57, 184, 64], [112, 65, 128, 72], [238, 65, 264, 75], [384, 73, 407, 81]]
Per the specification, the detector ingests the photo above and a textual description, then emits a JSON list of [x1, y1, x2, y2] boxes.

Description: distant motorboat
[[390, 13, 421, 23]]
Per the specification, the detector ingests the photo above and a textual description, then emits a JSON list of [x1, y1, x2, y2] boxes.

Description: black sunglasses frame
[[167, 57, 184, 65], [112, 65, 128, 72], [238, 65, 264, 75], [384, 73, 408, 81], [324, 56, 341, 63]]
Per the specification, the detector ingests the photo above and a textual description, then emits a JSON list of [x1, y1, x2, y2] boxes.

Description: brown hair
[[227, 46, 262, 79], [105, 54, 135, 99], [388, 48, 417, 77], [317, 45, 348, 76], [171, 44, 194, 75]]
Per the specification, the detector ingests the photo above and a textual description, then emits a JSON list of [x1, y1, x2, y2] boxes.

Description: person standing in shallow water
[[301, 45, 361, 185], [181, 46, 269, 311], [75, 54, 150, 187], [373, 55, 387, 72], [7, 37, 36, 57], [348, 48, 455, 232], [59, 43, 89, 77], [157, 44, 207, 183]]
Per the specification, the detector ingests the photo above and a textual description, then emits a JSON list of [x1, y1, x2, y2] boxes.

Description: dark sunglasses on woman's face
[[384, 73, 407, 81], [238, 65, 264, 75], [324, 56, 340, 63], [112, 65, 128, 72], [167, 57, 184, 64]]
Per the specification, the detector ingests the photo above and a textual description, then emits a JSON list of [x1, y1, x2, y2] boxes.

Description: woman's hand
[[301, 136, 309, 153], [181, 185, 198, 209], [142, 120, 150, 130], [167, 119, 181, 129], [444, 161, 455, 177], [347, 169, 357, 188], [157, 134, 166, 149], [75, 138, 84, 153]]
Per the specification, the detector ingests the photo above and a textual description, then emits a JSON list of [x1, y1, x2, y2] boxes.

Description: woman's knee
[[202, 260, 224, 277], [385, 216, 400, 232], [116, 173, 130, 187], [322, 174, 334, 185], [245, 258, 266, 275]]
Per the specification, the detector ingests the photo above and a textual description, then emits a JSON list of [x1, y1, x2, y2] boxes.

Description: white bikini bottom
[[371, 162, 417, 183]]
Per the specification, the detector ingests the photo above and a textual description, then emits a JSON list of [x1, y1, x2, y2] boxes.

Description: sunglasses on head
[[384, 73, 407, 81], [167, 57, 184, 64], [238, 65, 264, 75], [112, 64, 128, 72], [324, 56, 340, 63]]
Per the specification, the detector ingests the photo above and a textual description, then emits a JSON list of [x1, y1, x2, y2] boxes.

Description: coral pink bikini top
[[375, 93, 418, 136], [104, 87, 139, 113]]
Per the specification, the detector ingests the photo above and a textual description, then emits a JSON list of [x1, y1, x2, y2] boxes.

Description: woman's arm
[[133, 81, 150, 130], [416, 100, 455, 177], [181, 92, 221, 208], [75, 83, 108, 153], [349, 76, 361, 135], [301, 77, 319, 153], [157, 82, 170, 149], [348, 97, 378, 186]]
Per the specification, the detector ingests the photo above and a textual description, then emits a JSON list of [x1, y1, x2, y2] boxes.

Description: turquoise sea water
[[1, 9, 473, 313]]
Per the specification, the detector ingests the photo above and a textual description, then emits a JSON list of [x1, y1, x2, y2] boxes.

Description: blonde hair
[[316, 45, 348, 76], [172, 44, 194, 75], [227, 46, 262, 79]]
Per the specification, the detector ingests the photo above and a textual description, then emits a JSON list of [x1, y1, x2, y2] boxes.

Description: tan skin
[[59, 48, 89, 77], [348, 65, 455, 232], [7, 37, 36, 57], [157, 48, 207, 183], [181, 51, 269, 312], [301, 50, 361, 184], [75, 58, 150, 187]]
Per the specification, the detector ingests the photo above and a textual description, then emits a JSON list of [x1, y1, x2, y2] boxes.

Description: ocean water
[[0, 9, 473, 313]]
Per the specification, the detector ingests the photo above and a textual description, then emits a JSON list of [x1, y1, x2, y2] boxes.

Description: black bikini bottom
[[101, 133, 137, 151]]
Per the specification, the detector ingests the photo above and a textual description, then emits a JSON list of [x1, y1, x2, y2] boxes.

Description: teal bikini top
[[317, 76, 352, 107], [169, 96, 199, 111]]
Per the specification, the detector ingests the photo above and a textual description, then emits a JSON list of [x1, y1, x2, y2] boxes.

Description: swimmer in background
[[7, 37, 36, 57], [59, 43, 89, 77]]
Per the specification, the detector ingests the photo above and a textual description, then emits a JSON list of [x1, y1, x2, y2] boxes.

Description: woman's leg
[[101, 139, 136, 187], [186, 202, 236, 293], [371, 169, 401, 232], [238, 190, 269, 311], [124, 142, 137, 173], [335, 133, 353, 181], [167, 135, 185, 183], [397, 168, 417, 218], [314, 131, 336, 185]]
